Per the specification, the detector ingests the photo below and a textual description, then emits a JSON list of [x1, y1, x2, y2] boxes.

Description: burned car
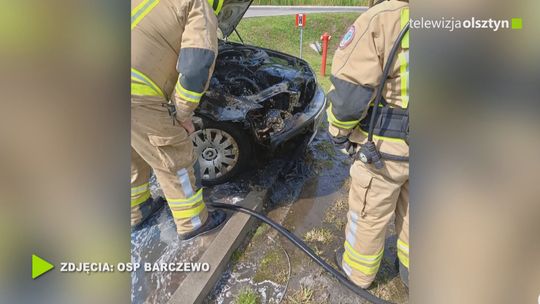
[[192, 0, 326, 185]]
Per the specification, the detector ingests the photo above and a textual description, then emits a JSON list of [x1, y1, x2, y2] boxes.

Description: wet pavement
[[131, 121, 408, 304], [131, 205, 215, 304], [207, 124, 409, 304], [131, 142, 302, 304]]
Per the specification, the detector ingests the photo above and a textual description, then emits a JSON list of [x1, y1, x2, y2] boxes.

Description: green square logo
[[511, 18, 522, 29]]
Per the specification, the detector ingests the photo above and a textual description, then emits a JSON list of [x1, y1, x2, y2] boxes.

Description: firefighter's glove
[[331, 136, 348, 146], [331, 136, 357, 157], [191, 116, 204, 131]]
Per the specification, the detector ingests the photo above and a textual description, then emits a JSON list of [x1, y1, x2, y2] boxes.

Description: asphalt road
[[245, 5, 368, 18]]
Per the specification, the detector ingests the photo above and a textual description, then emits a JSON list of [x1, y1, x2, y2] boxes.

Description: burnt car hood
[[196, 42, 326, 148], [218, 0, 253, 37]]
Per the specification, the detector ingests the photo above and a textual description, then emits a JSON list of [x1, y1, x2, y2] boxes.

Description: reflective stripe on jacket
[[131, 0, 218, 121], [327, 0, 410, 156]]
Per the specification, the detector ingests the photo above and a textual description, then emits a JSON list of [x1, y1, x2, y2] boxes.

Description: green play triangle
[[32, 254, 54, 279]]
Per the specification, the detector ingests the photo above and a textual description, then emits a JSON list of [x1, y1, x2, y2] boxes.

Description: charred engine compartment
[[198, 42, 317, 144]]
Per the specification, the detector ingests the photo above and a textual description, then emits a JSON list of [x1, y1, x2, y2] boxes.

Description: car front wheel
[[191, 120, 250, 185]]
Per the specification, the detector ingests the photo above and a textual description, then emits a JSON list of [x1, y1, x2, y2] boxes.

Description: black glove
[[331, 136, 349, 145], [331, 136, 357, 157]]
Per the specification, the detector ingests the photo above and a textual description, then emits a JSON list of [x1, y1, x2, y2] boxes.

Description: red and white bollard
[[320, 32, 331, 76]]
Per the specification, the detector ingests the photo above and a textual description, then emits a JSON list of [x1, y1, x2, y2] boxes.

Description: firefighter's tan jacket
[[327, 0, 409, 157], [131, 0, 218, 121]]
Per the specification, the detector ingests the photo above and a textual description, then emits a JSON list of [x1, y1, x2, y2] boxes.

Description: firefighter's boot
[[399, 259, 409, 289], [178, 209, 227, 241], [131, 196, 165, 230], [335, 247, 345, 273]]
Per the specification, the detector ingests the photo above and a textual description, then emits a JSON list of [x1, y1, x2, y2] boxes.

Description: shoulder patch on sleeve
[[339, 25, 356, 50]]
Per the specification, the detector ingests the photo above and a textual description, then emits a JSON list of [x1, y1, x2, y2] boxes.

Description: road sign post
[[300, 27, 303, 59], [295, 13, 307, 59]]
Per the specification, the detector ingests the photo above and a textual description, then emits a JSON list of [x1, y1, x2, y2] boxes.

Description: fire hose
[[207, 202, 394, 304]]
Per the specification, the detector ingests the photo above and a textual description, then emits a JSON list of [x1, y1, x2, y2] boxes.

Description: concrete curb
[[167, 190, 267, 304]]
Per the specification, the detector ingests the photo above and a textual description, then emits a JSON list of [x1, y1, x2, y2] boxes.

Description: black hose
[[367, 23, 410, 143], [207, 202, 394, 304]]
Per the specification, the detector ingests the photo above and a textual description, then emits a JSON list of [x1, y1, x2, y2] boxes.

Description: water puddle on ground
[[131, 206, 213, 304], [207, 128, 408, 303], [207, 129, 356, 303], [131, 153, 293, 304], [129, 128, 395, 304]]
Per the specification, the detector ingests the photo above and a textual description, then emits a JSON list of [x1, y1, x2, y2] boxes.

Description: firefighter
[[130, 0, 226, 240], [328, 0, 410, 288]]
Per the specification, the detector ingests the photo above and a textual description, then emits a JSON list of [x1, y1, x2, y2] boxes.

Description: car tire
[[191, 119, 251, 186]]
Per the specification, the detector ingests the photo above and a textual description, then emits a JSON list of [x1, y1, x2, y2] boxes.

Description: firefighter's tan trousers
[[131, 96, 208, 234], [342, 159, 409, 288]]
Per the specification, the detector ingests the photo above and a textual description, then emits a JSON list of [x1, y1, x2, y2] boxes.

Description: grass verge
[[253, 0, 368, 6], [253, 248, 289, 284], [285, 285, 315, 304], [235, 287, 260, 304], [304, 227, 333, 244]]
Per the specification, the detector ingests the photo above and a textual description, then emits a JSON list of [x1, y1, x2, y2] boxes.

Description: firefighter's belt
[[360, 105, 409, 142]]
